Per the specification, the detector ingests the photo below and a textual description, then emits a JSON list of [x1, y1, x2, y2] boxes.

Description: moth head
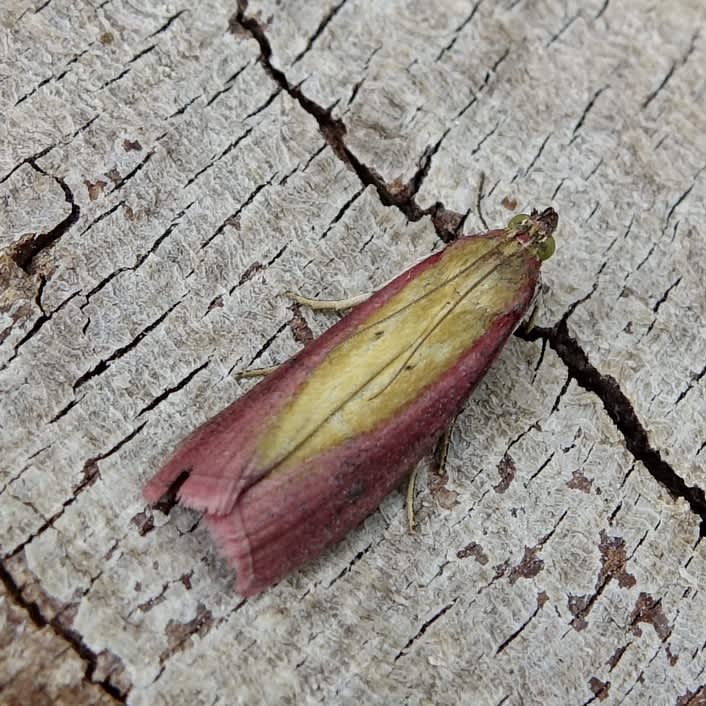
[[506, 207, 558, 261]]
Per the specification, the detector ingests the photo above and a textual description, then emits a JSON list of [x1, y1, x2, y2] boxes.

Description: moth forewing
[[144, 209, 558, 596]]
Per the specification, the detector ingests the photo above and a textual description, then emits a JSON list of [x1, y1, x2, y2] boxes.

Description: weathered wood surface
[[1, 0, 705, 704]]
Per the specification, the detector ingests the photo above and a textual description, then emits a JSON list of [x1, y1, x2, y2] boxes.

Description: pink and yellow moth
[[144, 208, 558, 596]]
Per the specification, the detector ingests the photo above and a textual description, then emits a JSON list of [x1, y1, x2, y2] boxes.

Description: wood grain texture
[[1, 1, 704, 704]]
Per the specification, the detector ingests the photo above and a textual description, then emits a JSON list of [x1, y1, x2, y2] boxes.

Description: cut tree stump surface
[[1, 1, 705, 704]]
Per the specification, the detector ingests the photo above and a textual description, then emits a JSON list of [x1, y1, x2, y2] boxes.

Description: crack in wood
[[325, 541, 374, 588], [136, 360, 210, 417], [4, 423, 147, 561], [319, 187, 365, 239], [0, 561, 127, 703], [148, 9, 186, 39], [665, 164, 705, 225], [570, 86, 608, 144], [73, 299, 181, 390], [14, 48, 90, 107], [111, 150, 155, 193], [184, 126, 255, 189], [291, 0, 349, 66], [642, 30, 700, 110], [546, 12, 580, 47], [435, 0, 483, 62], [79, 201, 194, 309], [198, 174, 274, 251], [232, 0, 466, 243], [495, 592, 547, 654], [7, 163, 80, 273], [1, 290, 82, 370], [517, 321, 706, 535], [394, 598, 457, 661], [205, 61, 251, 107]]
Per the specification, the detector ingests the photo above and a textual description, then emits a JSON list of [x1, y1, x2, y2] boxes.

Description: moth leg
[[518, 284, 544, 335], [406, 464, 422, 532], [476, 170, 489, 231], [434, 423, 454, 476], [518, 305, 539, 335], [234, 365, 281, 379], [285, 290, 370, 312], [406, 423, 455, 532]]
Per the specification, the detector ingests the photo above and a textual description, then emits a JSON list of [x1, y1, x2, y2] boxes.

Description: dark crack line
[[148, 9, 186, 38], [483, 47, 510, 86], [320, 187, 365, 239], [184, 126, 254, 189], [0, 561, 127, 702], [49, 393, 85, 425], [551, 177, 566, 200], [526, 452, 556, 484], [168, 94, 201, 118], [585, 200, 600, 222], [469, 122, 500, 158], [517, 321, 706, 535], [595, 0, 610, 20], [279, 142, 327, 186], [291, 0, 349, 65], [326, 541, 374, 588], [642, 276, 682, 339], [2, 291, 82, 371], [0, 140, 58, 184], [496, 601, 542, 654], [80, 200, 195, 306], [476, 170, 488, 230], [394, 599, 457, 661], [98, 41, 161, 90], [137, 360, 210, 416], [570, 86, 607, 144], [232, 1, 465, 243], [9, 162, 80, 273], [435, 0, 483, 62], [665, 165, 705, 224], [584, 157, 603, 181], [408, 128, 450, 200], [14, 48, 90, 107], [111, 150, 155, 192], [242, 320, 290, 371], [1, 271, 43, 348], [0, 115, 98, 184], [523, 133, 552, 177], [80, 199, 125, 235], [206, 61, 251, 107], [346, 45, 381, 107], [674, 361, 706, 408], [4, 422, 146, 562], [642, 30, 699, 110], [199, 174, 275, 251], [546, 12, 580, 47], [73, 300, 181, 390], [100, 66, 131, 90], [242, 87, 282, 121], [0, 444, 51, 497], [225, 243, 289, 298]]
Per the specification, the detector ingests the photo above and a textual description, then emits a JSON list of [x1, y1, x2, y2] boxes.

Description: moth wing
[[144, 230, 536, 518], [143, 360, 303, 514]]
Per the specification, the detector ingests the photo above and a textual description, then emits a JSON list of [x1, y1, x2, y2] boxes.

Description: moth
[[144, 208, 558, 596]]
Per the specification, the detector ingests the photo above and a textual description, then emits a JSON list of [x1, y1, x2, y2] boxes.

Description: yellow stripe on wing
[[252, 233, 536, 477]]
